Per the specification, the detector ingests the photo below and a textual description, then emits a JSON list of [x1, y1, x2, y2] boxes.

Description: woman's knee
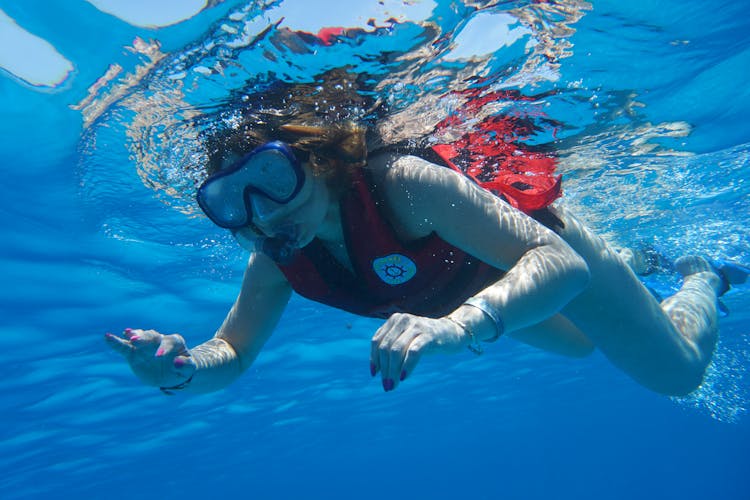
[[640, 363, 706, 397]]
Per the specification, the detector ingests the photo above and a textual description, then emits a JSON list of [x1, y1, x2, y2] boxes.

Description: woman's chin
[[296, 231, 316, 248]]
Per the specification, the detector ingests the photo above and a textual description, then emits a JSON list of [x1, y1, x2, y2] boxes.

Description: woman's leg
[[616, 250, 720, 366], [553, 207, 722, 395], [661, 256, 722, 366], [509, 314, 595, 358]]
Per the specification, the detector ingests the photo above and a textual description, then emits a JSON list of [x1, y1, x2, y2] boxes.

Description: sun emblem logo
[[372, 254, 417, 285]]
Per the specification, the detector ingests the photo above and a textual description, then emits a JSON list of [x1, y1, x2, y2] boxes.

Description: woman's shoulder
[[366, 152, 462, 192], [362, 153, 446, 239], [363, 152, 487, 239]]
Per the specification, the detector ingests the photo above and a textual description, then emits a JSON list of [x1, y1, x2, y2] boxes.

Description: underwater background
[[1, 1, 749, 498]]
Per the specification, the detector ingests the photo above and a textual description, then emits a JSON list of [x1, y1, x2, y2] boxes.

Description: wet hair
[[202, 68, 375, 195]]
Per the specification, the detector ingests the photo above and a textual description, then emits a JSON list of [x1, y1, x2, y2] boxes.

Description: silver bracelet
[[464, 297, 504, 342], [446, 317, 483, 355]]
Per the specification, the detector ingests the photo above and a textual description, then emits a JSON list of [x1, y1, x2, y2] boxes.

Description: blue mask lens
[[197, 141, 306, 229]]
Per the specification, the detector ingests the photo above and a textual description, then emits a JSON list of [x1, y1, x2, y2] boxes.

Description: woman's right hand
[[105, 328, 196, 389]]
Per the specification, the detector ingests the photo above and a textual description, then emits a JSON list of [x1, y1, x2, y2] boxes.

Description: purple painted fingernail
[[370, 363, 377, 377], [174, 357, 186, 368], [382, 378, 394, 392], [155, 348, 165, 357], [400, 370, 407, 381]]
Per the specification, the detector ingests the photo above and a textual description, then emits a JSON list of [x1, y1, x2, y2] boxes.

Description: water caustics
[[70, 0, 750, 422], [76, 0, 590, 221]]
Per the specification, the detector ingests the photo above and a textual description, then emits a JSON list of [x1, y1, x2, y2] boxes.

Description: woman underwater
[[105, 76, 742, 397]]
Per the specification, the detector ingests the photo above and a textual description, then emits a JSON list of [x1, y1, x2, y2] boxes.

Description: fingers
[[155, 334, 189, 358], [400, 334, 430, 383], [104, 328, 163, 358], [105, 328, 195, 387], [157, 335, 196, 378], [127, 329, 162, 353], [172, 355, 196, 379], [104, 333, 134, 357], [370, 313, 428, 392], [370, 314, 407, 377], [381, 329, 420, 389]]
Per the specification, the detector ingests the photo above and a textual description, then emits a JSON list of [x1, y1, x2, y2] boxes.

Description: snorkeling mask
[[197, 141, 306, 263]]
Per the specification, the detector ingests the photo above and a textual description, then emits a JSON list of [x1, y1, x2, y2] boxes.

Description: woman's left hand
[[370, 312, 468, 392]]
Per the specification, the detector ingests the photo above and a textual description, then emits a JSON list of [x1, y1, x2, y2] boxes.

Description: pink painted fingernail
[[400, 370, 407, 381], [130, 335, 140, 342], [124, 328, 133, 334], [370, 363, 377, 377], [155, 348, 165, 357], [382, 378, 394, 392], [174, 357, 186, 368]]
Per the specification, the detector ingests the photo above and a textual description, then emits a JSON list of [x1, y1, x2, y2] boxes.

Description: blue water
[[1, 1, 749, 499]]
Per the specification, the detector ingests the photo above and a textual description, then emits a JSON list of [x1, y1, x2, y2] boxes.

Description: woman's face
[[233, 161, 331, 251]]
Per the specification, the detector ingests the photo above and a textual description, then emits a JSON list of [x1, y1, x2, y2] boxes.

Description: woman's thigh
[[553, 207, 705, 394], [508, 314, 594, 358]]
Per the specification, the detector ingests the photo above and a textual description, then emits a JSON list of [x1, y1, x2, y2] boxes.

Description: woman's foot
[[674, 256, 724, 295], [675, 256, 750, 296]]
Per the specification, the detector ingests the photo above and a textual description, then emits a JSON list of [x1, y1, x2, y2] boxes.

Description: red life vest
[[431, 88, 562, 213], [276, 169, 505, 319]]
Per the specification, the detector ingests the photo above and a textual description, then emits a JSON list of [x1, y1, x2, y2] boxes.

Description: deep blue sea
[[1, 1, 749, 499]]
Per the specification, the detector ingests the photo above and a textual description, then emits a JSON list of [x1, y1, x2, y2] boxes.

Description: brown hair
[[201, 68, 374, 195], [203, 119, 367, 194]]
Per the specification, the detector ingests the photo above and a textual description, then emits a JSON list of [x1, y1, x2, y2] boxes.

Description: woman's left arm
[[370, 156, 590, 390]]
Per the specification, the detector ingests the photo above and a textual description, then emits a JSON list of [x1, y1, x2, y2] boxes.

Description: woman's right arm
[[106, 251, 292, 394], [187, 251, 292, 392]]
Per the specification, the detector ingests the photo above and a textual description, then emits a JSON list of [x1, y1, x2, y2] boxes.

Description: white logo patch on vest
[[372, 254, 417, 285]]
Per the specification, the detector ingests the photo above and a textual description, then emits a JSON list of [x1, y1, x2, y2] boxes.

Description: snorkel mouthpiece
[[229, 215, 301, 264], [256, 224, 300, 264], [258, 236, 298, 265]]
